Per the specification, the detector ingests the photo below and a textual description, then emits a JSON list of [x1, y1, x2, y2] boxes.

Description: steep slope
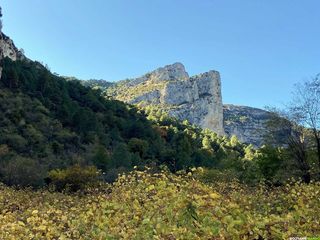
[[223, 104, 272, 146], [106, 62, 225, 136], [103, 63, 275, 146], [0, 31, 255, 187], [0, 29, 162, 186], [0, 56, 164, 185], [0, 32, 25, 78]]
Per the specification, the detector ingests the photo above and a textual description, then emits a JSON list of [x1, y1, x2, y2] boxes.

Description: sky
[[1, 0, 320, 109]]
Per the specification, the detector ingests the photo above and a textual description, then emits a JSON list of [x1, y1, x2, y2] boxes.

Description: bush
[[239, 160, 264, 185], [3, 134, 28, 152], [48, 165, 100, 192], [0, 157, 45, 187], [103, 167, 128, 183], [193, 168, 240, 184], [0, 169, 320, 239], [128, 138, 149, 158]]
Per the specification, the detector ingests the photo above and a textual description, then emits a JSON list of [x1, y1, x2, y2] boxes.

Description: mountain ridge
[[82, 63, 272, 146], [106, 62, 225, 136], [0, 29, 260, 187]]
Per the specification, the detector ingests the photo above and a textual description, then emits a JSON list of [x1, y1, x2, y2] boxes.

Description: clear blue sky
[[1, 0, 319, 108]]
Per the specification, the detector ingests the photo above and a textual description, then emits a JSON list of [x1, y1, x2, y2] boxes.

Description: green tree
[[91, 145, 111, 171], [266, 110, 311, 183], [202, 136, 212, 150], [48, 165, 100, 192], [128, 138, 149, 158], [256, 146, 284, 183], [0, 157, 45, 187], [244, 144, 257, 160], [4, 67, 19, 88], [230, 135, 240, 147], [290, 74, 320, 171], [111, 143, 132, 168]]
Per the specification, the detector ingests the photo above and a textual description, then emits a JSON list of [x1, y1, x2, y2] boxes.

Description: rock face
[[0, 34, 20, 60], [223, 104, 272, 146], [0, 32, 25, 78], [86, 64, 277, 146], [109, 62, 225, 136], [0, 25, 277, 147], [0, 10, 25, 78]]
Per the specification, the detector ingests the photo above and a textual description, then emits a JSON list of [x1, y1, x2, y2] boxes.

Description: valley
[[0, 4, 319, 239]]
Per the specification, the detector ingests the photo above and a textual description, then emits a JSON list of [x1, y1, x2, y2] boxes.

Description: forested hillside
[[2, 57, 316, 190], [0, 57, 255, 187], [1, 2, 320, 238], [0, 57, 163, 186]]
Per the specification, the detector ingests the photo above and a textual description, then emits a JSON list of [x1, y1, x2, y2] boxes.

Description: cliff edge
[[108, 62, 225, 136]]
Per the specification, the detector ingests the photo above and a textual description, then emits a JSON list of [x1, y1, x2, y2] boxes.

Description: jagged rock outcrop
[[108, 62, 225, 135], [0, 17, 278, 147], [223, 104, 273, 146], [0, 9, 24, 77], [0, 32, 25, 78], [0, 34, 21, 60], [87, 64, 278, 146]]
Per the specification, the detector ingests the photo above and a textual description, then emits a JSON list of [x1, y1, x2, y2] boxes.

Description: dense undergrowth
[[0, 169, 319, 240]]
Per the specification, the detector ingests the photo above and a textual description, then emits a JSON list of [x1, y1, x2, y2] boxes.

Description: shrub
[[128, 138, 149, 158], [193, 168, 240, 184], [0, 156, 45, 187], [48, 165, 100, 192], [0, 169, 319, 239]]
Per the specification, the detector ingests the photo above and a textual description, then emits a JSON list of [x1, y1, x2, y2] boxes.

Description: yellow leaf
[[209, 193, 220, 199], [32, 210, 39, 215]]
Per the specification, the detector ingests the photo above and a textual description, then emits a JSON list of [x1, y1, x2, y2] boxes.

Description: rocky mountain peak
[[151, 62, 189, 82], [126, 62, 189, 87], [105, 64, 278, 145], [109, 63, 225, 136], [0, 33, 24, 61]]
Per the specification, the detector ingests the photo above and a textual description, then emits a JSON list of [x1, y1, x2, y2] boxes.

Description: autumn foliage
[[0, 169, 319, 239]]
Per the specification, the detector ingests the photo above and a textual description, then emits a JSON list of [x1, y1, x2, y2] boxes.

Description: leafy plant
[[48, 165, 100, 192]]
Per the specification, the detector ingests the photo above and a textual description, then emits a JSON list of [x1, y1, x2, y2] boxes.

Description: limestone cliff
[[104, 63, 278, 146], [0, 8, 25, 77], [0, 24, 276, 147], [223, 104, 272, 146], [107, 63, 225, 135], [0, 32, 25, 78]]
